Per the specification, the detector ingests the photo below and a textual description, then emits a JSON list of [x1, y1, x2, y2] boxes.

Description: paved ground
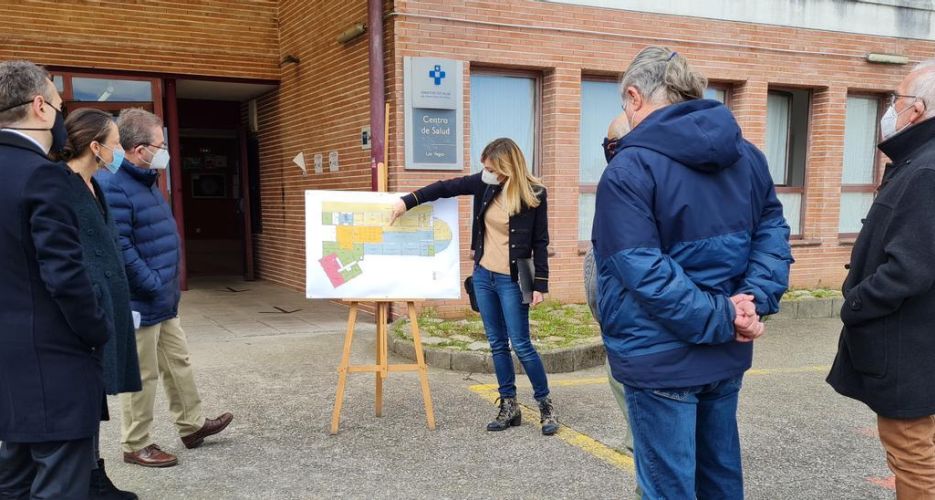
[[100, 278, 895, 499]]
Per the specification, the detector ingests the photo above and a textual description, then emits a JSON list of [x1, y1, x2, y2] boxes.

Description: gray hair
[[620, 46, 707, 106], [0, 61, 52, 127], [909, 59, 935, 119], [117, 107, 163, 151]]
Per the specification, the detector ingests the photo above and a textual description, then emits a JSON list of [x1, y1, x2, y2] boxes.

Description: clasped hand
[[731, 294, 765, 343]]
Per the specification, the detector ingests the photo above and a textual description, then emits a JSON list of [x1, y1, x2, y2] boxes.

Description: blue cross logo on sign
[[429, 64, 446, 86]]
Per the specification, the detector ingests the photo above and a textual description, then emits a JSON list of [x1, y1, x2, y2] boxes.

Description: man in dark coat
[[0, 60, 114, 499], [828, 61, 935, 498]]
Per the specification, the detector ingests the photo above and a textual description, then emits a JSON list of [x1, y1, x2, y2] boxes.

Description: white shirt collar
[[0, 128, 48, 154]]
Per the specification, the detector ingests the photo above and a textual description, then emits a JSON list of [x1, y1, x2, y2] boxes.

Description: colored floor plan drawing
[[318, 202, 453, 288]]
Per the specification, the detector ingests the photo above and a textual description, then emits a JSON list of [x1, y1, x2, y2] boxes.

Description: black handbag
[[464, 276, 480, 312]]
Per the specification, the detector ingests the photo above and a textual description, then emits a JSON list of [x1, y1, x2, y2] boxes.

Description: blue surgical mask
[[97, 143, 125, 174]]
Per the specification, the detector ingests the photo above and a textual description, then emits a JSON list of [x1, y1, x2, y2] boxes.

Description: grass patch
[[394, 288, 837, 352], [393, 302, 600, 352]]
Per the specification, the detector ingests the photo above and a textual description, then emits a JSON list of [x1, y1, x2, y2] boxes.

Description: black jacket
[[0, 131, 111, 442], [70, 175, 142, 395], [827, 117, 935, 419], [402, 172, 549, 292]]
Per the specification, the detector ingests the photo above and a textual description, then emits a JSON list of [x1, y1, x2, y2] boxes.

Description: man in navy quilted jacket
[[592, 47, 793, 499], [96, 108, 233, 468]]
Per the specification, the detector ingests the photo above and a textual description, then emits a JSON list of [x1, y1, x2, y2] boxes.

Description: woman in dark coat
[[390, 138, 558, 435], [59, 108, 141, 500]]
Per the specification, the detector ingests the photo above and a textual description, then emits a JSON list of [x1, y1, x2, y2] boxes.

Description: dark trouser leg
[[29, 438, 93, 500], [0, 441, 34, 500]]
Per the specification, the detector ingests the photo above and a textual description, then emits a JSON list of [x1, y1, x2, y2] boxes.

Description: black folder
[[516, 258, 535, 305]]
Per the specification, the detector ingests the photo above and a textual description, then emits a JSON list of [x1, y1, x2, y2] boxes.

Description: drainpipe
[[368, 0, 385, 191]]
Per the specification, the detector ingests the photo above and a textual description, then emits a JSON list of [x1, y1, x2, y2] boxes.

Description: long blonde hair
[[481, 138, 543, 215]]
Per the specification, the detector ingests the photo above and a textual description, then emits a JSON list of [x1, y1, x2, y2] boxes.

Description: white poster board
[[305, 190, 460, 300]]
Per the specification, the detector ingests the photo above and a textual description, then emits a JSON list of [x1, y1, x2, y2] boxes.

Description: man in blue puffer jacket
[[592, 47, 793, 499], [96, 108, 233, 468]]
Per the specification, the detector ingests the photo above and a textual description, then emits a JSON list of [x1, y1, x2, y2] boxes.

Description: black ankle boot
[[90, 459, 138, 500], [538, 397, 558, 436], [486, 397, 521, 431]]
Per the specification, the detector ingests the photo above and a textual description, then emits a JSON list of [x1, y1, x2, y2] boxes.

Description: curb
[[770, 297, 843, 321], [390, 297, 840, 373], [387, 327, 606, 374]]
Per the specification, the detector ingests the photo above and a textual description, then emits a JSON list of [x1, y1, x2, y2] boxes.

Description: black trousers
[[0, 438, 93, 500]]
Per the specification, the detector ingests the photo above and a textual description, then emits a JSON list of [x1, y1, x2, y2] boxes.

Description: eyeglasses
[[887, 93, 919, 107], [137, 143, 167, 151]]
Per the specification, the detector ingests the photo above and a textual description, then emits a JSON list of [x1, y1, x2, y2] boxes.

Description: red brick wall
[[0, 0, 279, 80], [384, 0, 935, 315], [253, 0, 380, 290]]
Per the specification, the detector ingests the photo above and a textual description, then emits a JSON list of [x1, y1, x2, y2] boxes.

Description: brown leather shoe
[[123, 444, 178, 468], [180, 412, 234, 449]]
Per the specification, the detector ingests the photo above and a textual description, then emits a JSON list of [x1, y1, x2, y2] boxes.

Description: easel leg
[[408, 302, 436, 430], [331, 303, 358, 435], [375, 302, 386, 417]]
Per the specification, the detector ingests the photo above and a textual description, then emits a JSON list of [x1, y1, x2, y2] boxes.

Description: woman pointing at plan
[[390, 137, 558, 436]]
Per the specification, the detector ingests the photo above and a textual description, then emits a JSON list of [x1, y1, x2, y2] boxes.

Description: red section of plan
[[319, 254, 345, 287]]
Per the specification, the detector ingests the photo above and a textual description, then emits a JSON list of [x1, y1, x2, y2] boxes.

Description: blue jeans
[[472, 266, 550, 400], [624, 375, 744, 500]]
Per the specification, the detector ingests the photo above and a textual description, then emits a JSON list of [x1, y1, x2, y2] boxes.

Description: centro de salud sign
[[404, 57, 464, 170]]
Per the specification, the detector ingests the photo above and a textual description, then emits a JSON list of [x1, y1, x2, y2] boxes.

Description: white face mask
[[880, 105, 900, 140], [146, 147, 170, 170], [880, 102, 917, 140], [481, 168, 500, 185]]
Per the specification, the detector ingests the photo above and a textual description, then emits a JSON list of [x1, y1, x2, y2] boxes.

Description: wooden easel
[[329, 300, 436, 434], [330, 105, 436, 434]]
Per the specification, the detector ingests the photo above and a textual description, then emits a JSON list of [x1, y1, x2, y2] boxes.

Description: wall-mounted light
[[281, 54, 301, 66], [337, 23, 366, 44], [866, 53, 909, 65]]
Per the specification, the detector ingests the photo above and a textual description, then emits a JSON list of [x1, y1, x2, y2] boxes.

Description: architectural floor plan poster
[[305, 190, 460, 300]]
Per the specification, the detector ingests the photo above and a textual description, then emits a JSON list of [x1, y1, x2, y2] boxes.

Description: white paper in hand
[[132, 311, 141, 330]]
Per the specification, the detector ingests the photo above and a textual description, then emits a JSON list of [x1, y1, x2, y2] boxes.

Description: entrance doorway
[[174, 78, 275, 280], [179, 127, 243, 276], [47, 71, 275, 284]]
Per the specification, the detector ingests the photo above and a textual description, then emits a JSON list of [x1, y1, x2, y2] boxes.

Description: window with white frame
[[765, 89, 810, 236], [839, 95, 881, 235], [470, 72, 538, 173], [578, 79, 620, 241]]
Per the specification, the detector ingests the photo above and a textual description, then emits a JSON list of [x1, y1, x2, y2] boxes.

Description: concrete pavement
[[99, 278, 894, 499]]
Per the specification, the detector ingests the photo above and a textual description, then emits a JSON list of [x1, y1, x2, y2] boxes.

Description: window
[[704, 85, 728, 104], [765, 89, 810, 236], [72, 77, 153, 102], [840, 95, 882, 235], [470, 73, 538, 173], [578, 79, 621, 241], [53, 73, 160, 116]]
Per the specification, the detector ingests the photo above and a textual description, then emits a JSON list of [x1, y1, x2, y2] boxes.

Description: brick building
[[3, 0, 934, 315]]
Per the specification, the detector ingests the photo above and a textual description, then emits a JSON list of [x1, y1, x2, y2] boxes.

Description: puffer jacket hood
[[620, 99, 743, 173]]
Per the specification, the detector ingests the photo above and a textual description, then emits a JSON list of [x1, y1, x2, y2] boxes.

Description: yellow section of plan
[[335, 225, 384, 249], [433, 217, 452, 242], [385, 204, 433, 232]]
